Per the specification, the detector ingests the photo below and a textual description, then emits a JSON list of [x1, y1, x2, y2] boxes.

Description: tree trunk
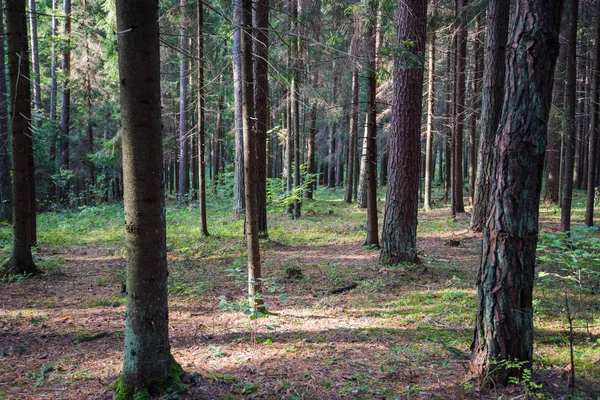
[[443, 34, 453, 203], [560, 0, 579, 233], [470, 0, 563, 383], [6, 0, 38, 275], [468, 16, 482, 206], [49, 0, 58, 167], [364, 0, 379, 247], [423, 1, 436, 211], [328, 76, 337, 188], [177, 0, 189, 202], [470, 0, 510, 231], [380, 0, 427, 265], [452, 0, 467, 215], [114, 0, 180, 395], [306, 103, 316, 199], [240, 0, 265, 312], [0, 0, 12, 223], [28, 0, 41, 128], [59, 0, 71, 204], [357, 115, 369, 207], [253, 0, 269, 237], [198, 0, 209, 236], [345, 15, 359, 204], [585, 14, 600, 226], [213, 88, 223, 187], [292, 0, 302, 219], [233, 0, 245, 214]]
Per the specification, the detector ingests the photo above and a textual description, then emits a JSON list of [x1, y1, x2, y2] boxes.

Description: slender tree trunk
[[177, 0, 189, 202], [213, 88, 223, 187], [28, 0, 41, 128], [364, 0, 379, 247], [380, 0, 427, 265], [560, 0, 579, 233], [253, 0, 269, 237], [198, 0, 209, 236], [452, 0, 467, 215], [423, 1, 436, 211], [233, 0, 245, 213], [468, 16, 482, 206], [6, 0, 38, 275], [345, 15, 359, 203], [585, 14, 600, 226], [0, 0, 12, 223], [240, 0, 264, 312], [444, 34, 453, 203], [49, 0, 58, 165], [471, 0, 563, 383], [328, 76, 337, 188], [114, 0, 180, 394], [470, 0, 510, 231], [306, 103, 317, 199], [357, 115, 369, 207], [59, 0, 71, 197], [292, 0, 302, 219], [574, 37, 586, 191]]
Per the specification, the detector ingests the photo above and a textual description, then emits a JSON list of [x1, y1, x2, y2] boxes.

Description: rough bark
[[468, 16, 482, 206], [364, 0, 379, 247], [470, 0, 510, 231], [6, 0, 38, 275], [114, 0, 179, 394], [233, 0, 245, 213], [198, 0, 209, 236], [560, 0, 579, 233], [253, 0, 269, 237], [380, 0, 427, 265], [585, 14, 600, 226], [471, 0, 563, 383], [0, 0, 12, 223], [241, 0, 265, 312], [452, 0, 467, 215]]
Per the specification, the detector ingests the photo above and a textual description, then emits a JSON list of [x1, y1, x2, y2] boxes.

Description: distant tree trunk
[[423, 1, 436, 211], [364, 0, 379, 247], [468, 16, 482, 206], [28, 0, 41, 128], [452, 0, 467, 215], [286, 87, 293, 213], [114, 0, 181, 394], [306, 103, 317, 199], [357, 116, 369, 207], [198, 0, 209, 236], [328, 76, 337, 188], [59, 0, 71, 205], [345, 15, 359, 204], [470, 0, 563, 383], [213, 88, 224, 186], [292, 0, 302, 219], [177, 0, 189, 202], [233, 0, 245, 213], [0, 0, 12, 223], [560, 0, 579, 233], [379, 146, 388, 186], [585, 14, 600, 226], [380, 0, 427, 265], [240, 0, 265, 312], [574, 37, 586, 191], [6, 0, 38, 275], [444, 34, 453, 203], [470, 0, 509, 231], [84, 0, 95, 189], [49, 0, 58, 166], [253, 0, 269, 237]]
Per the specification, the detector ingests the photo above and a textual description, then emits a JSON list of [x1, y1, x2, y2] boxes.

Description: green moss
[[110, 360, 187, 399]]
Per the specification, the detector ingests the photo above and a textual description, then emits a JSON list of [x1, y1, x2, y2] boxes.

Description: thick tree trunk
[[560, 0, 579, 232], [380, 0, 427, 265], [470, 0, 510, 231], [452, 0, 467, 215], [233, 0, 245, 213], [585, 14, 600, 226], [471, 0, 563, 383], [198, 0, 209, 236], [115, 0, 179, 394], [6, 0, 38, 275], [241, 0, 264, 312], [253, 0, 269, 237], [0, 1, 12, 223], [364, 0, 379, 247]]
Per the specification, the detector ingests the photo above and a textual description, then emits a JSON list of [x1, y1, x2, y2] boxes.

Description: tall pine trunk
[[585, 14, 600, 226], [0, 0, 12, 223], [423, 1, 436, 211], [452, 0, 467, 215], [233, 0, 245, 213], [198, 0, 209, 236]]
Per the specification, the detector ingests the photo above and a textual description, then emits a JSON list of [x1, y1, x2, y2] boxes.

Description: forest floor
[[0, 187, 598, 399]]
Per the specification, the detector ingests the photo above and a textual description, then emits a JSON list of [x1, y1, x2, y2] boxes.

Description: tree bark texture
[[470, 0, 510, 231], [452, 0, 467, 215], [585, 14, 600, 226], [380, 0, 427, 265], [468, 16, 482, 206], [6, 0, 37, 275], [560, 0, 579, 232], [253, 0, 269, 237], [233, 0, 245, 213], [0, 0, 12, 223], [198, 0, 209, 236], [470, 0, 563, 383]]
